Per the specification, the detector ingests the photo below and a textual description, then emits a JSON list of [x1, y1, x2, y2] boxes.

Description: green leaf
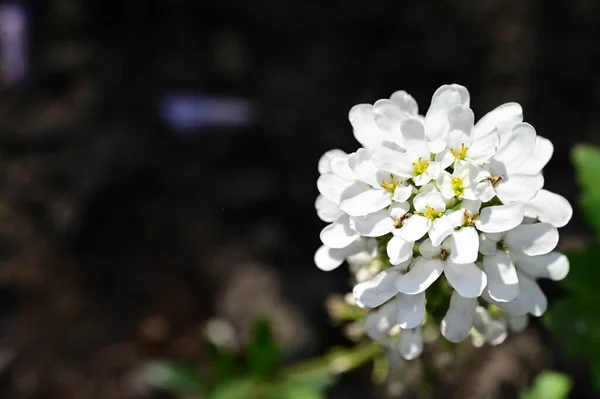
[[205, 341, 239, 382], [520, 370, 572, 399], [210, 378, 257, 399], [145, 361, 207, 394], [558, 246, 600, 294], [247, 318, 280, 380], [572, 144, 600, 235], [277, 386, 326, 399]]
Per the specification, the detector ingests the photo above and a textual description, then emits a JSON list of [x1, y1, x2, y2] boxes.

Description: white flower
[[436, 105, 500, 168], [372, 119, 442, 186], [394, 187, 453, 246], [338, 149, 413, 217], [349, 90, 420, 150], [475, 123, 544, 204], [395, 238, 487, 299], [437, 162, 485, 201], [479, 222, 560, 302]]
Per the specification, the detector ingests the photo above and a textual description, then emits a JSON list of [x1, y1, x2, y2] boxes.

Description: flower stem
[[281, 341, 384, 381]]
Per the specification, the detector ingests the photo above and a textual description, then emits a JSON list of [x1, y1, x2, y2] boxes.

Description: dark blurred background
[[0, 0, 597, 398]]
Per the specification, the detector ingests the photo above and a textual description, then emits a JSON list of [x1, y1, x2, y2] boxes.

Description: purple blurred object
[[160, 93, 255, 134], [0, 2, 27, 85]]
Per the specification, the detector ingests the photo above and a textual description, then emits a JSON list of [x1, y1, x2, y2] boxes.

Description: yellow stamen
[[423, 205, 443, 220], [463, 210, 478, 226], [451, 177, 464, 196], [412, 157, 430, 176], [450, 143, 469, 160], [380, 174, 402, 193]]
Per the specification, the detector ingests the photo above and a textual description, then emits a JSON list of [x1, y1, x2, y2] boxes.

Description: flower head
[[314, 84, 572, 360]]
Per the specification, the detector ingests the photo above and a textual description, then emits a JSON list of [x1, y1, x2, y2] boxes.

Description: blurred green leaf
[[277, 386, 326, 399], [146, 361, 207, 394], [573, 144, 600, 236], [371, 355, 389, 385], [210, 378, 256, 399], [520, 370, 572, 399], [205, 341, 239, 382], [247, 318, 280, 380], [559, 246, 600, 294]]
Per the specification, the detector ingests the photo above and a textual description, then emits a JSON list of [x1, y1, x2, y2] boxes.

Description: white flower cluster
[[314, 84, 572, 360]]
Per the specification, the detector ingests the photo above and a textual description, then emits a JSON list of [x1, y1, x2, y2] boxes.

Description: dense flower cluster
[[315, 84, 572, 359]]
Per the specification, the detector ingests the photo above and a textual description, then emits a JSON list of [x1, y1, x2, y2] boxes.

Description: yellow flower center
[[412, 157, 430, 176], [497, 240, 508, 251], [451, 177, 464, 196], [423, 205, 443, 220], [450, 143, 468, 160], [380, 174, 402, 193]]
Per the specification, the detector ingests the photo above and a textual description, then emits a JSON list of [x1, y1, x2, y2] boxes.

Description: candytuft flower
[[314, 84, 572, 360]]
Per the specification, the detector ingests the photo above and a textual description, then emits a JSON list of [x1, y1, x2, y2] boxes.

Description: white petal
[[398, 327, 423, 360], [515, 136, 554, 175], [504, 223, 558, 256], [511, 251, 569, 281], [339, 188, 392, 217], [430, 216, 454, 247], [468, 129, 500, 164], [387, 235, 414, 265], [482, 289, 528, 317], [396, 292, 426, 329], [372, 146, 414, 178], [392, 184, 412, 202], [395, 257, 444, 294], [478, 233, 498, 256], [315, 195, 343, 222], [462, 199, 483, 214], [436, 170, 455, 200], [353, 269, 400, 308], [450, 227, 479, 264], [525, 189, 573, 228], [448, 105, 474, 134], [373, 99, 408, 134], [519, 273, 547, 317], [396, 214, 430, 241], [318, 149, 346, 175], [349, 210, 394, 237], [435, 149, 455, 170], [440, 292, 477, 343], [329, 155, 355, 180], [483, 251, 519, 302], [400, 119, 430, 159], [444, 260, 487, 298], [314, 245, 346, 271], [426, 190, 447, 212], [320, 215, 359, 249], [364, 300, 397, 339], [490, 123, 536, 176], [389, 201, 410, 219], [451, 84, 471, 106], [390, 90, 418, 115], [348, 148, 380, 186], [349, 104, 388, 149], [495, 174, 544, 204], [425, 85, 463, 142], [507, 314, 529, 332], [418, 238, 442, 260], [473, 102, 523, 140], [475, 180, 496, 202], [473, 307, 507, 346], [317, 173, 362, 204], [475, 203, 524, 233]]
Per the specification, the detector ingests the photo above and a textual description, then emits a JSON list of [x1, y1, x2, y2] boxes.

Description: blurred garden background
[[0, 0, 599, 398]]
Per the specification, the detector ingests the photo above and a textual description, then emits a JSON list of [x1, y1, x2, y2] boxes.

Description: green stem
[[281, 341, 384, 381]]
